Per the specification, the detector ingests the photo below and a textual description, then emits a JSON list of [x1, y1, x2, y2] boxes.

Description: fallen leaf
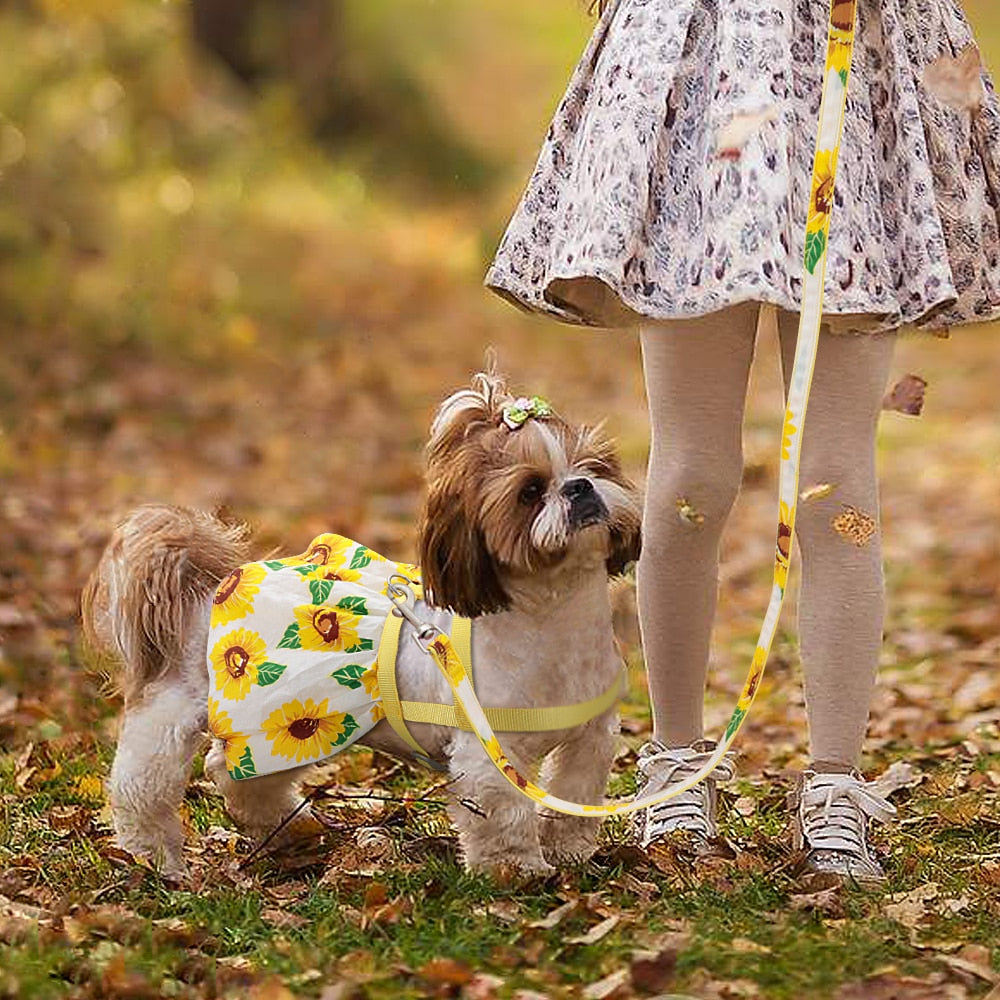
[[730, 937, 771, 954], [789, 884, 844, 917], [0, 689, 17, 719], [417, 958, 474, 987], [567, 914, 621, 945], [940, 894, 971, 916], [923, 45, 986, 111], [362, 882, 388, 909], [883, 882, 939, 929], [582, 968, 630, 1000], [716, 106, 779, 159], [100, 953, 159, 1000], [463, 972, 505, 1000], [261, 908, 309, 931], [835, 973, 967, 1000], [871, 761, 923, 798], [935, 954, 999, 984], [318, 985, 362, 1000], [687, 970, 763, 999], [248, 978, 299, 1000], [475, 900, 521, 924], [527, 899, 579, 930], [883, 374, 929, 416], [629, 947, 680, 993]]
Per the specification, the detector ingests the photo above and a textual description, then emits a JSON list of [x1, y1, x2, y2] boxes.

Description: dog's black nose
[[561, 478, 595, 502], [563, 478, 607, 528]]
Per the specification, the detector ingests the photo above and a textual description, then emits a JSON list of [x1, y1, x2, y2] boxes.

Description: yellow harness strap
[[375, 608, 625, 761]]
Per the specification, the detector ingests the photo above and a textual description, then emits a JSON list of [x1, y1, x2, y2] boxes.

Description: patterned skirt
[[485, 0, 1000, 334]]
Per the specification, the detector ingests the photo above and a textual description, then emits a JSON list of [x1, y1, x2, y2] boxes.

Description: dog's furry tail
[[82, 505, 251, 702]]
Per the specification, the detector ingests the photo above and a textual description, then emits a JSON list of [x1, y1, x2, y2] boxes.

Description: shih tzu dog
[[83, 371, 642, 878]]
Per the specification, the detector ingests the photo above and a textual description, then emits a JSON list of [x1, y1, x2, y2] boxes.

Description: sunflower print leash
[[391, 0, 859, 818]]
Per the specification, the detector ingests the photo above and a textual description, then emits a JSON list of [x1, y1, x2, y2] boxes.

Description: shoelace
[[799, 773, 897, 856], [639, 746, 737, 840]]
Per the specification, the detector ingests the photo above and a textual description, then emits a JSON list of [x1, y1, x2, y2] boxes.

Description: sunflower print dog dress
[[206, 534, 422, 780]]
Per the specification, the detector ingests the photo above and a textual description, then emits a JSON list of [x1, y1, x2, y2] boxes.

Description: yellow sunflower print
[[781, 408, 797, 461], [738, 648, 768, 710], [828, 35, 853, 78], [361, 667, 379, 699], [807, 149, 835, 232], [211, 563, 267, 628], [207, 699, 250, 770], [263, 698, 348, 762], [211, 627, 267, 701], [298, 534, 355, 568], [775, 500, 794, 590], [303, 562, 363, 586], [294, 604, 363, 652]]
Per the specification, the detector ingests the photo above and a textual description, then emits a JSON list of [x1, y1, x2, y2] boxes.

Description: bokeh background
[[1, 0, 996, 753]]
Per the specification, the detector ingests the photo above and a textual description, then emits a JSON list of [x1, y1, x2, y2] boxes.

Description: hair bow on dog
[[502, 395, 553, 430]]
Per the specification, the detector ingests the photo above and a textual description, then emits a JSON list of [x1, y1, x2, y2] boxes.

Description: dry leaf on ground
[[567, 914, 621, 945], [883, 882, 940, 929], [582, 968, 630, 1000]]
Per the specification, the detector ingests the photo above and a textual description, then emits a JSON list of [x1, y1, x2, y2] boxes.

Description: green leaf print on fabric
[[344, 638, 375, 655], [349, 547, 374, 570], [332, 664, 367, 689], [838, 67, 848, 86], [309, 578, 335, 605], [805, 228, 827, 275], [277, 623, 302, 650], [230, 745, 257, 780], [336, 596, 368, 616], [263, 560, 285, 572], [257, 662, 287, 687], [336, 713, 360, 746], [292, 563, 320, 577], [724, 706, 747, 741]]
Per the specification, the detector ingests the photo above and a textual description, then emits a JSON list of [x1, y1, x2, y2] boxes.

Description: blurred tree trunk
[[189, 0, 493, 194], [191, 0, 340, 118]]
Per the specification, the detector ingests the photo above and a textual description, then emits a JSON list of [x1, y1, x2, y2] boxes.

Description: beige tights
[[638, 304, 896, 770]]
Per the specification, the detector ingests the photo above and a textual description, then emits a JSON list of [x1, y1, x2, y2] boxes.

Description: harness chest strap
[[375, 607, 626, 761]]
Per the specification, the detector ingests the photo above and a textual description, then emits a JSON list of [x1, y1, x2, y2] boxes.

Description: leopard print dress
[[485, 0, 1000, 334]]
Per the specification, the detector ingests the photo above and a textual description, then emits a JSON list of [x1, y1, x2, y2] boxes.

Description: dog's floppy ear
[[418, 463, 510, 619], [574, 422, 643, 578]]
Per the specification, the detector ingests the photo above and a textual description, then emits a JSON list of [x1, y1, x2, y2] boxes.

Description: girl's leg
[[775, 313, 896, 769], [638, 302, 760, 746]]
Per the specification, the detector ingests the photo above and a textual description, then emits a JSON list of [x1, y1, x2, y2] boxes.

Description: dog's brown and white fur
[[83, 372, 642, 878]]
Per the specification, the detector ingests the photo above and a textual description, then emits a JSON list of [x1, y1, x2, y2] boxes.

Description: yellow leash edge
[[392, 0, 859, 818]]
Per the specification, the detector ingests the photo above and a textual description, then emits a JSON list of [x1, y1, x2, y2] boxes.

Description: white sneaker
[[792, 770, 896, 883], [631, 740, 737, 851]]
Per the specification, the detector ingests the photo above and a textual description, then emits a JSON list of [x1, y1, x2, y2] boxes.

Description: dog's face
[[418, 373, 642, 617]]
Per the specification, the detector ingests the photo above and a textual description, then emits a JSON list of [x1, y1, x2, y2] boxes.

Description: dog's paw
[[116, 841, 190, 884], [463, 851, 556, 882], [539, 818, 600, 868], [541, 843, 598, 869]]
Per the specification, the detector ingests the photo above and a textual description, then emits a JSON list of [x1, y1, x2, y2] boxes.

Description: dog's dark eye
[[518, 479, 545, 506]]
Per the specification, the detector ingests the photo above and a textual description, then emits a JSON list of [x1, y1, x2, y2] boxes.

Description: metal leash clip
[[387, 574, 446, 654]]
